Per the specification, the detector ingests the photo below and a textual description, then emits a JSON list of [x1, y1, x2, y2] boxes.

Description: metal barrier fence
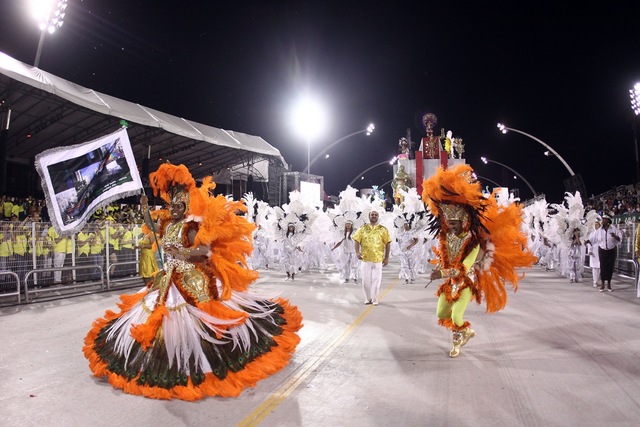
[[0, 220, 150, 304], [612, 222, 638, 281], [2, 219, 638, 305]]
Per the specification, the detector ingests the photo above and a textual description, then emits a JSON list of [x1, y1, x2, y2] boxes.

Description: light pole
[[347, 156, 396, 187], [497, 123, 576, 177], [473, 174, 502, 189], [32, 0, 68, 68], [303, 123, 375, 174], [629, 82, 640, 183], [290, 94, 328, 175], [480, 156, 537, 197]]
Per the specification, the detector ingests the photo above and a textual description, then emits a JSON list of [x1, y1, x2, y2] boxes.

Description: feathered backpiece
[[548, 191, 600, 245], [334, 210, 365, 230], [337, 186, 363, 213], [242, 192, 258, 223], [394, 187, 428, 230], [331, 185, 365, 233], [276, 211, 307, 235], [421, 164, 489, 238], [477, 194, 537, 312], [273, 191, 318, 239]]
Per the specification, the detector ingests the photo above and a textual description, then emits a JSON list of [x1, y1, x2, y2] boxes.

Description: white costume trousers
[[360, 261, 382, 301], [53, 252, 66, 283]]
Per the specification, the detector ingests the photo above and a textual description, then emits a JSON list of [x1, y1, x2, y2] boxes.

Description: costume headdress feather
[[422, 164, 489, 237]]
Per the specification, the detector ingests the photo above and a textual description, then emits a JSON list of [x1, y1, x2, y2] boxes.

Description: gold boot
[[461, 327, 475, 347], [449, 331, 463, 358]]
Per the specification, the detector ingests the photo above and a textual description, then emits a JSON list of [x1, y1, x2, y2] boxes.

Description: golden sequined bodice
[[445, 232, 470, 262], [161, 220, 194, 273]]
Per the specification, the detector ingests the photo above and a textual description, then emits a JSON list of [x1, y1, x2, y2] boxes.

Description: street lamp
[[497, 123, 576, 176], [347, 156, 396, 187], [31, 0, 68, 68], [629, 82, 640, 182], [303, 123, 375, 174], [473, 174, 502, 189], [290, 94, 328, 175], [480, 156, 537, 197]]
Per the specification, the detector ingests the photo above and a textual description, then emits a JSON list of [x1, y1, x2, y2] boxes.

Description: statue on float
[[391, 164, 412, 205]]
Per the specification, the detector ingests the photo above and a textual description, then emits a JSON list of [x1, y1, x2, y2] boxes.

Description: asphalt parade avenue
[[2, 260, 640, 427]]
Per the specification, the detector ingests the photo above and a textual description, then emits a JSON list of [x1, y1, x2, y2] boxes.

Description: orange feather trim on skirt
[[83, 298, 303, 400]]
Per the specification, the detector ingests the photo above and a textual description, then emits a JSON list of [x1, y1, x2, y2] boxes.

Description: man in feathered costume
[[83, 163, 302, 400], [422, 164, 536, 358]]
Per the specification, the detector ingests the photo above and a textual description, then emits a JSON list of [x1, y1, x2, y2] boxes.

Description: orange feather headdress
[[149, 162, 215, 219], [422, 164, 488, 237]]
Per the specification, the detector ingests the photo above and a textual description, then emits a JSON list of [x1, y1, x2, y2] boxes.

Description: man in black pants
[[585, 215, 621, 292]]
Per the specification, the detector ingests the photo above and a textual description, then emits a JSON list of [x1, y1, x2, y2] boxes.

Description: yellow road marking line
[[236, 278, 399, 427]]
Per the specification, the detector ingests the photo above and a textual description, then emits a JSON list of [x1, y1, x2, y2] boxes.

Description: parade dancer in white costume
[[586, 218, 602, 287], [243, 193, 273, 270], [272, 191, 317, 281], [327, 186, 366, 283], [547, 192, 597, 281], [396, 220, 420, 283], [331, 212, 364, 283]]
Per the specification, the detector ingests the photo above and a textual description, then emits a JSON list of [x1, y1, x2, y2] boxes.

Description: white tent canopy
[[0, 51, 286, 189]]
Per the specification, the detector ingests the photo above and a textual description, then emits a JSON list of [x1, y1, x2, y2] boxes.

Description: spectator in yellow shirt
[[48, 226, 69, 284], [76, 228, 93, 281]]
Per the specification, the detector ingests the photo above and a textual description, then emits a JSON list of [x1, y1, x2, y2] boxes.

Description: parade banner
[[35, 127, 143, 236]]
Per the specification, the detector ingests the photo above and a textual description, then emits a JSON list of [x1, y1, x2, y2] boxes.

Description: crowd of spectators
[[585, 183, 640, 217], [2, 182, 640, 295], [1, 195, 147, 294]]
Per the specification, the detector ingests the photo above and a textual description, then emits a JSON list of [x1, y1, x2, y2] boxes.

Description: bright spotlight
[[32, 0, 68, 34], [630, 83, 640, 116], [366, 123, 375, 135], [290, 95, 328, 140]]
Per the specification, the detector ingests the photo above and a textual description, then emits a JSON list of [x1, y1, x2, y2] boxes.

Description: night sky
[[2, 1, 640, 203]]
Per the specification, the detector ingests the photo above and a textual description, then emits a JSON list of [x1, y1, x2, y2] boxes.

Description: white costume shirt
[[590, 225, 621, 250]]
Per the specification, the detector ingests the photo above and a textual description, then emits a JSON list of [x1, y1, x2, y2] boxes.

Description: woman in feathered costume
[[83, 163, 302, 400], [243, 192, 273, 270], [422, 164, 536, 358], [331, 211, 364, 283], [329, 186, 365, 283], [393, 187, 427, 284]]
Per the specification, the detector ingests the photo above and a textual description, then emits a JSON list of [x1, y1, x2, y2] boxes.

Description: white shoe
[[372, 299, 379, 306], [364, 299, 372, 305]]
